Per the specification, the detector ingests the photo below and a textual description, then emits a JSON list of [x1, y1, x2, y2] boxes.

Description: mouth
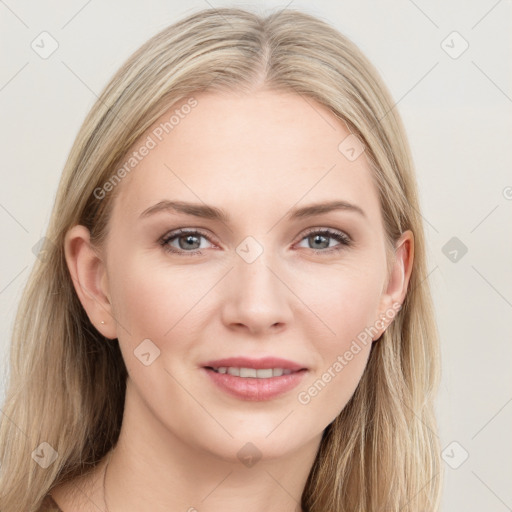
[[200, 357, 308, 401], [205, 366, 302, 378], [201, 356, 307, 373]]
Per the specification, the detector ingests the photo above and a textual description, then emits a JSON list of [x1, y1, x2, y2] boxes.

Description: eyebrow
[[139, 199, 366, 222]]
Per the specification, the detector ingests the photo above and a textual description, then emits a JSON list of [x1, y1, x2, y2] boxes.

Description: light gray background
[[1, 1, 511, 510]]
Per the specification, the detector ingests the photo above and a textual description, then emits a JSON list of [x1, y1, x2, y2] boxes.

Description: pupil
[[311, 234, 328, 249], [180, 235, 199, 250]]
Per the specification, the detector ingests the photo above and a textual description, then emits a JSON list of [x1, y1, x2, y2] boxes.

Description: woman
[[0, 7, 442, 512]]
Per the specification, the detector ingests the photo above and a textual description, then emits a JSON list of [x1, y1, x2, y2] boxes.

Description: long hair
[[0, 7, 442, 511]]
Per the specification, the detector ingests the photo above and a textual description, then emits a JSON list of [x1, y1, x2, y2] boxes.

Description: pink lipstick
[[201, 356, 308, 401]]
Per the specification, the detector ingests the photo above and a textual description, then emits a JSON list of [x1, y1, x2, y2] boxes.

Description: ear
[[373, 229, 414, 341], [64, 225, 117, 339]]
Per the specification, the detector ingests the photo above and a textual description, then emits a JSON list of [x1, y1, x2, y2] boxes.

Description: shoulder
[[38, 494, 63, 512], [40, 457, 109, 511]]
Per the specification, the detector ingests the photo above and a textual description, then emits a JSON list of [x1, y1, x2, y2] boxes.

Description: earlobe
[[373, 230, 414, 341], [64, 225, 117, 339]]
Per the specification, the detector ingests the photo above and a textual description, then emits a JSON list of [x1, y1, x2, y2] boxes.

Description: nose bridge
[[222, 234, 293, 331]]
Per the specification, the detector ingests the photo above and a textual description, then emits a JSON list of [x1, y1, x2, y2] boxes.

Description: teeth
[[212, 367, 294, 378], [255, 369, 273, 378]]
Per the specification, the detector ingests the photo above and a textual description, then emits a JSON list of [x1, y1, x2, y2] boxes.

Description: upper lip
[[202, 357, 307, 372]]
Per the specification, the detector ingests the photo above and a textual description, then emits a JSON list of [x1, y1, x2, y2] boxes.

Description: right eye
[[160, 229, 216, 256]]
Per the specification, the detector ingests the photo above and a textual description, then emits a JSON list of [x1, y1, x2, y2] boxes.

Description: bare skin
[[55, 89, 413, 511]]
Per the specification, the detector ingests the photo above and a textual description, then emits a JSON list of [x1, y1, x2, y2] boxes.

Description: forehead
[[111, 89, 382, 228]]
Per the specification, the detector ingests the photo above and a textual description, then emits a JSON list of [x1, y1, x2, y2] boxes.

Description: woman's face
[[77, 89, 411, 463]]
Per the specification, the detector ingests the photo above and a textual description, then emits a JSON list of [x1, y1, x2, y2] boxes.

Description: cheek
[[297, 311, 374, 429], [108, 250, 188, 335], [106, 253, 201, 406], [107, 251, 219, 370], [294, 265, 382, 419], [294, 258, 383, 341]]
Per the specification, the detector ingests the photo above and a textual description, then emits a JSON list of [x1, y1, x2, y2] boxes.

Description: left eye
[[296, 229, 352, 253], [160, 228, 352, 256]]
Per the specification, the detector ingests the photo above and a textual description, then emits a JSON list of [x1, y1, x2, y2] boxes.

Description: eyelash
[[159, 227, 352, 256]]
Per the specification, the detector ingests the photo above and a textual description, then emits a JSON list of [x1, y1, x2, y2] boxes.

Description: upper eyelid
[[161, 228, 217, 244], [300, 226, 351, 239]]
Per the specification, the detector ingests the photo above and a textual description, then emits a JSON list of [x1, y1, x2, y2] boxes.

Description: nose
[[220, 249, 294, 335]]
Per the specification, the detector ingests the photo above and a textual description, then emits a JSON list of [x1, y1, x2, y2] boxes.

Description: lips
[[201, 356, 308, 401], [202, 356, 307, 372]]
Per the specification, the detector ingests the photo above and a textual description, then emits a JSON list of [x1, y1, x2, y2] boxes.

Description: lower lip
[[202, 367, 308, 401]]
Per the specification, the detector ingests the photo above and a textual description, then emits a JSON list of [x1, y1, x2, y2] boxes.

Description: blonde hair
[[0, 7, 442, 511]]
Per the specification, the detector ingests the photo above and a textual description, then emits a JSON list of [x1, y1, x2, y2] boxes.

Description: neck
[[103, 378, 321, 512]]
